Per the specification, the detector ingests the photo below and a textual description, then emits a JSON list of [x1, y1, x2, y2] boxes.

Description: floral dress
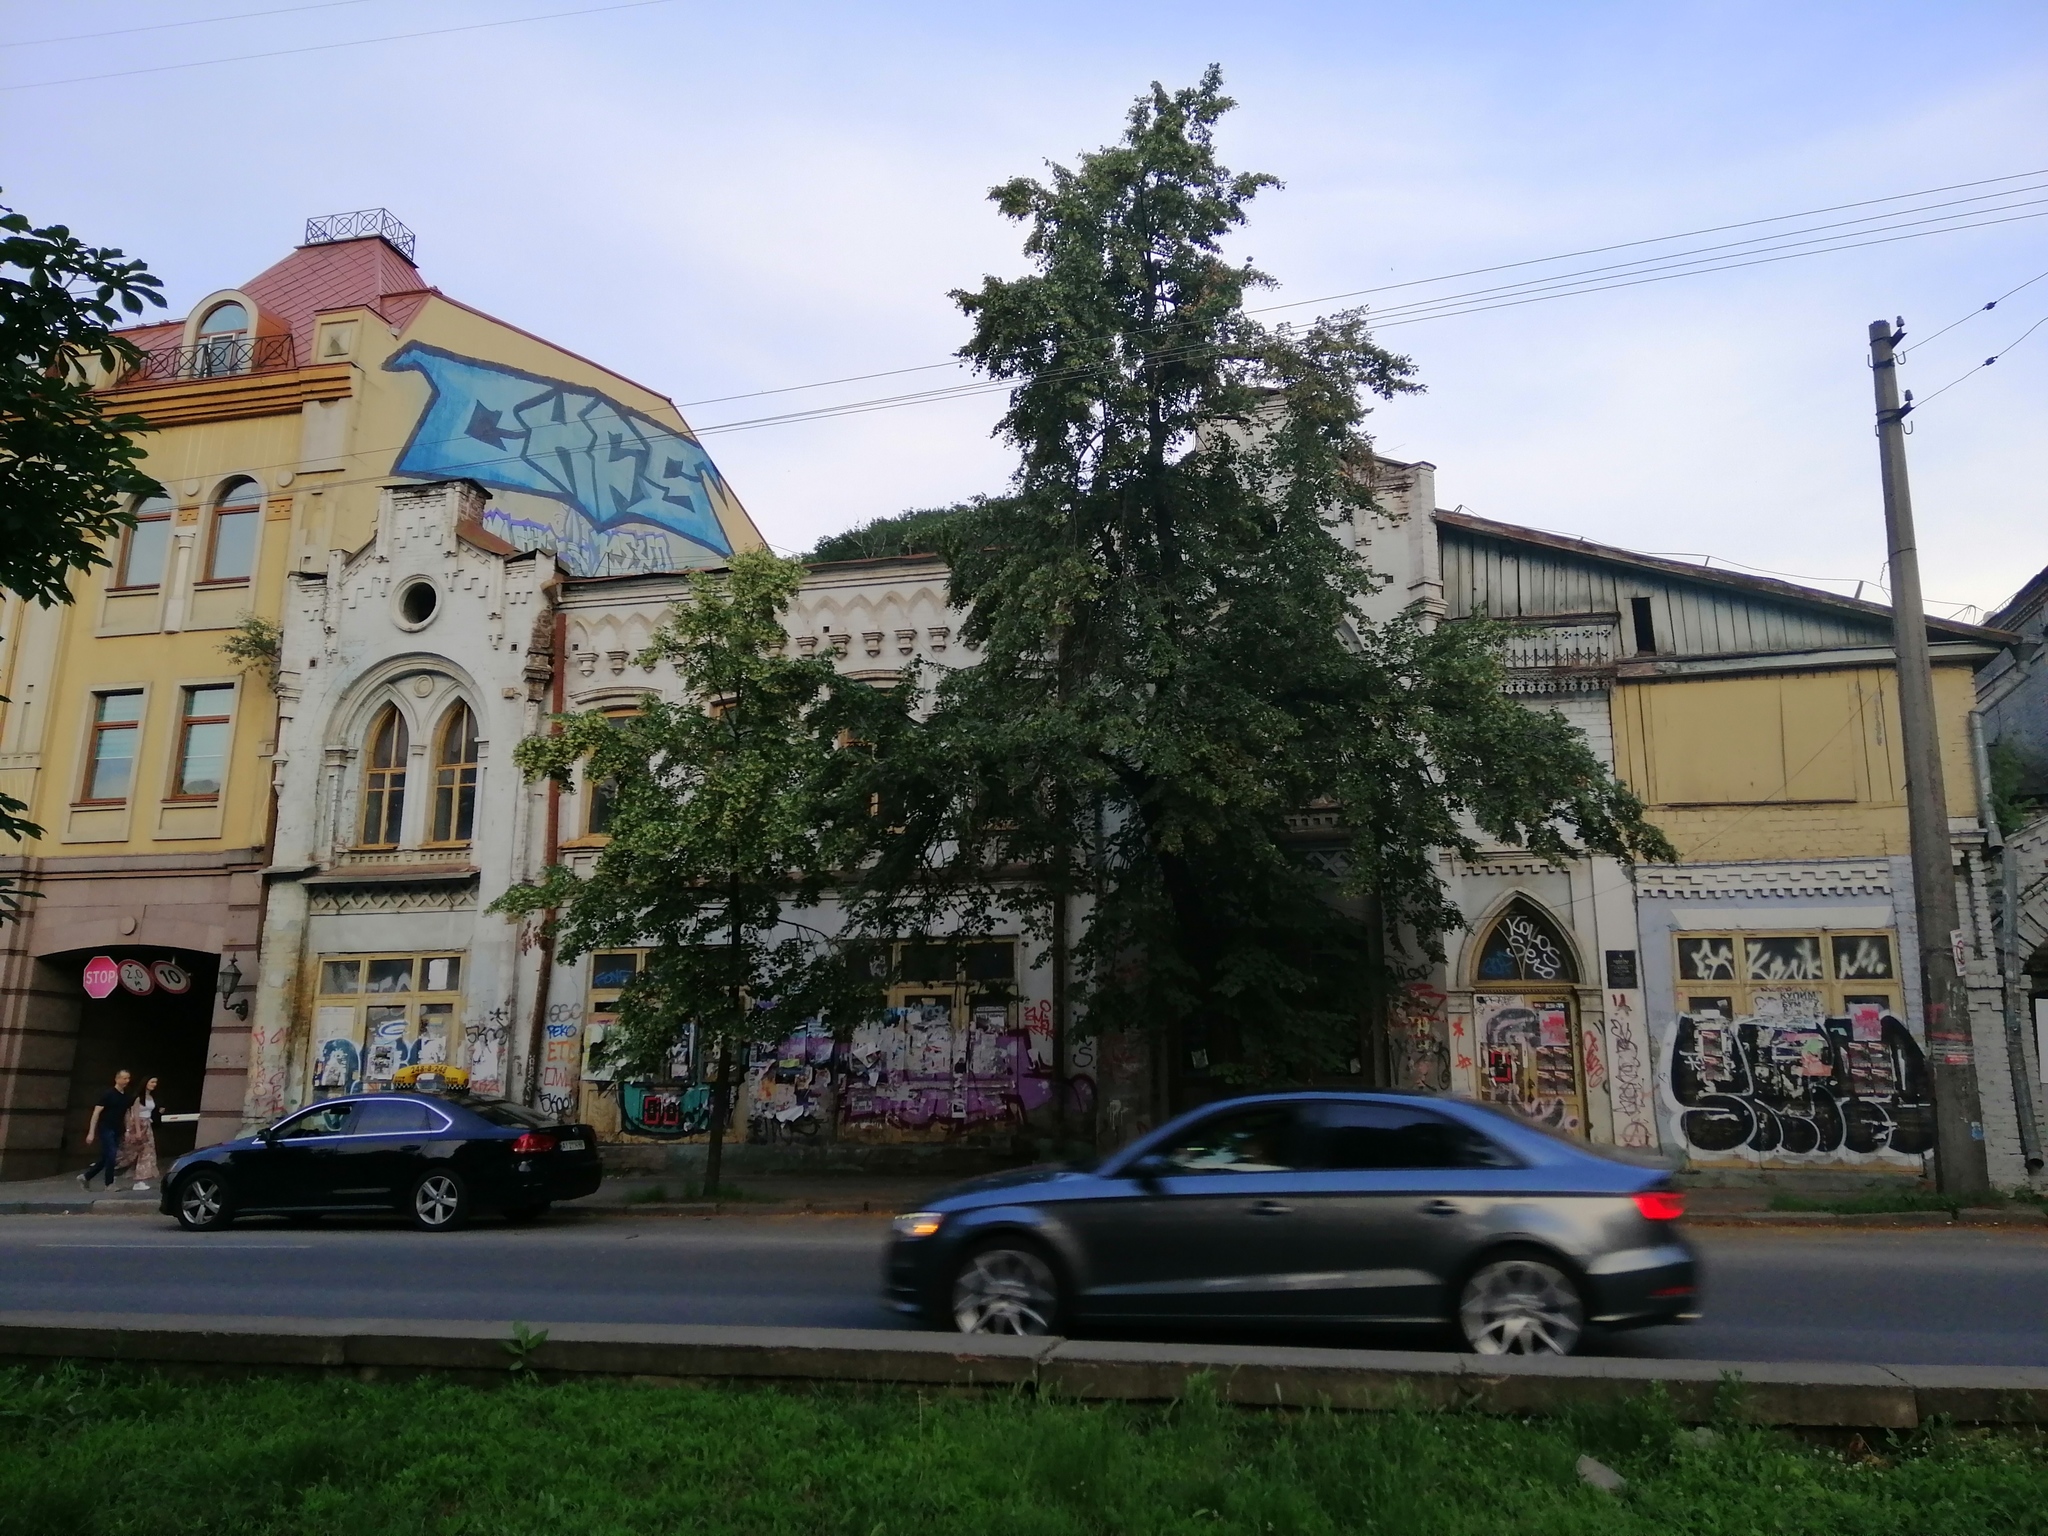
[[119, 1095, 159, 1184]]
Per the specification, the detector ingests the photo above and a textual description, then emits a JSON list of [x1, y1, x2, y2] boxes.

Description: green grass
[[3, 1365, 2046, 1535], [1768, 1186, 2048, 1216]]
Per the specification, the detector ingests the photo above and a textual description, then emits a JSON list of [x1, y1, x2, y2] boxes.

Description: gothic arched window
[[359, 705, 409, 848], [429, 702, 479, 844], [1474, 899, 1579, 985]]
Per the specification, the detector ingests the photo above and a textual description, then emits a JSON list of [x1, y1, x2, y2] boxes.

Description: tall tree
[[493, 551, 889, 1192], [859, 71, 1672, 1109], [0, 195, 165, 916]]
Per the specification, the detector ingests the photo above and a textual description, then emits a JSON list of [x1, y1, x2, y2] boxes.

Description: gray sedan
[[883, 1092, 1697, 1355]]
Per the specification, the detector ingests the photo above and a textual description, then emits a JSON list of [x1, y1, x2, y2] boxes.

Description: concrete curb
[[1690, 1209, 2048, 1229], [2, 1311, 2045, 1429]]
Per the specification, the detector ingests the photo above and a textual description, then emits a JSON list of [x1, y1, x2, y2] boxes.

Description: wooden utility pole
[[1867, 317, 1990, 1194]]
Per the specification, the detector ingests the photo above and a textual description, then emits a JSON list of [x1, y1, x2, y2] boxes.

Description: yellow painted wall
[[0, 282, 763, 865], [1611, 663, 1981, 862]]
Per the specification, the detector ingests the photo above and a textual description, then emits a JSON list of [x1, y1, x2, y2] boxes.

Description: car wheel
[[503, 1202, 551, 1225], [173, 1170, 234, 1232], [950, 1240, 1064, 1336], [1458, 1251, 1585, 1356], [408, 1170, 469, 1231]]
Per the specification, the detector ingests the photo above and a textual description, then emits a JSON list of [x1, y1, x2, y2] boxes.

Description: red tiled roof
[[241, 236, 425, 359]]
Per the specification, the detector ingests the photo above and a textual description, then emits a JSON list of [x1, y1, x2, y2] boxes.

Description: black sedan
[[161, 1094, 603, 1231], [884, 1092, 1697, 1355]]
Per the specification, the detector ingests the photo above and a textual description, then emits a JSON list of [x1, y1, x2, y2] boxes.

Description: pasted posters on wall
[[312, 1005, 361, 1099], [1662, 1007, 1932, 1163], [1659, 928, 1924, 1166], [1474, 993, 1584, 1135]]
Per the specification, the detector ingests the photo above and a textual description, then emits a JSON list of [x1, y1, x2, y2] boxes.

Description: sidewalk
[[0, 1169, 951, 1219]]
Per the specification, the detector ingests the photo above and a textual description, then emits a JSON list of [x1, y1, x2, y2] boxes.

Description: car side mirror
[[1127, 1153, 1172, 1185], [258, 1127, 279, 1147]]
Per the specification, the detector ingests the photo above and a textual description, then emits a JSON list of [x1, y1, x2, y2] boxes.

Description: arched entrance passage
[[46, 946, 217, 1169], [1468, 897, 1588, 1137]]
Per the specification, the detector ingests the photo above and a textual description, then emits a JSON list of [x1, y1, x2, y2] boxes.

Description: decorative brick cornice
[[1635, 861, 1893, 899]]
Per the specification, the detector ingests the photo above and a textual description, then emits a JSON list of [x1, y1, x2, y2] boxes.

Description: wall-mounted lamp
[[217, 955, 249, 1020]]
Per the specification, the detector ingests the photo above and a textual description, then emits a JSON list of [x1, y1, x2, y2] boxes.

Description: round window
[[397, 579, 439, 628]]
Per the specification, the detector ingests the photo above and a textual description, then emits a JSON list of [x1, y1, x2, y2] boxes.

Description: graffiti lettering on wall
[[622, 1082, 712, 1137], [1603, 991, 1657, 1148], [1392, 983, 1451, 1092], [539, 1020, 582, 1120], [249, 1018, 291, 1119], [386, 343, 736, 577], [1474, 993, 1584, 1135], [1665, 1007, 1932, 1161]]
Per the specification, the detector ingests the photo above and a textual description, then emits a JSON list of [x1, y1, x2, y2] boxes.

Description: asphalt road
[[1, 1215, 2042, 1365]]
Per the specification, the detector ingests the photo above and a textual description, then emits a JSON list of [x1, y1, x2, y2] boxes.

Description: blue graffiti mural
[[385, 342, 735, 570]]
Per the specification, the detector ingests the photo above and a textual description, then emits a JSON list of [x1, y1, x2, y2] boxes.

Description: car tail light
[[511, 1131, 557, 1154], [1632, 1190, 1685, 1222]]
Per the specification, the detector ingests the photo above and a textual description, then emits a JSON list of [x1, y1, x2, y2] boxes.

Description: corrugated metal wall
[[1440, 526, 1892, 658]]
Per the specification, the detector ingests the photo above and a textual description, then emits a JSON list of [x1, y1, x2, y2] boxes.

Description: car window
[[1306, 1102, 1517, 1170], [354, 1100, 437, 1135], [1157, 1106, 1306, 1173], [278, 1104, 355, 1139], [463, 1100, 552, 1128]]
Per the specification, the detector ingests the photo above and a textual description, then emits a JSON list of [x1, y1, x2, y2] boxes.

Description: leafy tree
[[856, 71, 1673, 1109], [0, 194, 165, 918], [806, 498, 1001, 564], [493, 550, 892, 1191]]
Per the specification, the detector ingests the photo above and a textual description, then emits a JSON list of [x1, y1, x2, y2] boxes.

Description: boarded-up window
[[1641, 673, 1863, 806]]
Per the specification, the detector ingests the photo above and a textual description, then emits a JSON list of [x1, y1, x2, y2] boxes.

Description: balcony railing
[[110, 334, 297, 388], [304, 208, 416, 262], [1500, 621, 1620, 696]]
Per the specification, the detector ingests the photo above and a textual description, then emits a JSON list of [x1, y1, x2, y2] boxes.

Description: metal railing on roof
[[304, 208, 416, 262], [110, 334, 297, 388]]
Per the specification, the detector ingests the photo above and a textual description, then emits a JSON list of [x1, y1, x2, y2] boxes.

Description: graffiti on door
[[1474, 993, 1584, 1135]]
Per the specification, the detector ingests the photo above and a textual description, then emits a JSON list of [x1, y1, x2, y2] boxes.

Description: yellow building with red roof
[[0, 210, 761, 1175]]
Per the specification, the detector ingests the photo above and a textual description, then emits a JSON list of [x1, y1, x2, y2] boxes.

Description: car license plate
[[560, 1138, 586, 1151]]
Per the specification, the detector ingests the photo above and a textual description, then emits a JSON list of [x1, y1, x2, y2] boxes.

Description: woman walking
[[120, 1075, 161, 1192]]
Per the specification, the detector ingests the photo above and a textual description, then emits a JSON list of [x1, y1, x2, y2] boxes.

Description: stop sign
[[83, 955, 119, 1000]]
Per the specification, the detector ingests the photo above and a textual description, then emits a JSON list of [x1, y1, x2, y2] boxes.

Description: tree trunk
[[703, 1032, 733, 1198]]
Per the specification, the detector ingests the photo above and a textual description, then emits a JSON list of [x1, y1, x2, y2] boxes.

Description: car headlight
[[892, 1211, 945, 1239]]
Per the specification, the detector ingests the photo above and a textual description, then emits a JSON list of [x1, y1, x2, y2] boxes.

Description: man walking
[[78, 1068, 132, 1190]]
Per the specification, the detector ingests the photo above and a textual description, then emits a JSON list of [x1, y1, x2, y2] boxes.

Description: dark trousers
[[82, 1125, 123, 1188]]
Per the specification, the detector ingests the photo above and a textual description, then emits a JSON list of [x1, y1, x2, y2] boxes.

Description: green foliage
[[501, 1322, 549, 1378], [1988, 739, 2044, 838], [491, 548, 897, 1089], [806, 498, 1000, 564], [219, 613, 284, 689], [855, 70, 1673, 1085], [0, 193, 165, 606], [0, 194, 163, 916], [3, 1366, 2047, 1535]]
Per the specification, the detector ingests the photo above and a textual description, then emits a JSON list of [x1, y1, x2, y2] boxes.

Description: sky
[[4, 0, 2044, 616]]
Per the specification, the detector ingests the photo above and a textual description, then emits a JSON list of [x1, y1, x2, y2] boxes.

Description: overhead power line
[[1, 0, 381, 50], [0, 0, 684, 90], [675, 166, 2048, 411], [1911, 311, 2048, 409], [100, 169, 2048, 494], [1898, 264, 2048, 357]]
